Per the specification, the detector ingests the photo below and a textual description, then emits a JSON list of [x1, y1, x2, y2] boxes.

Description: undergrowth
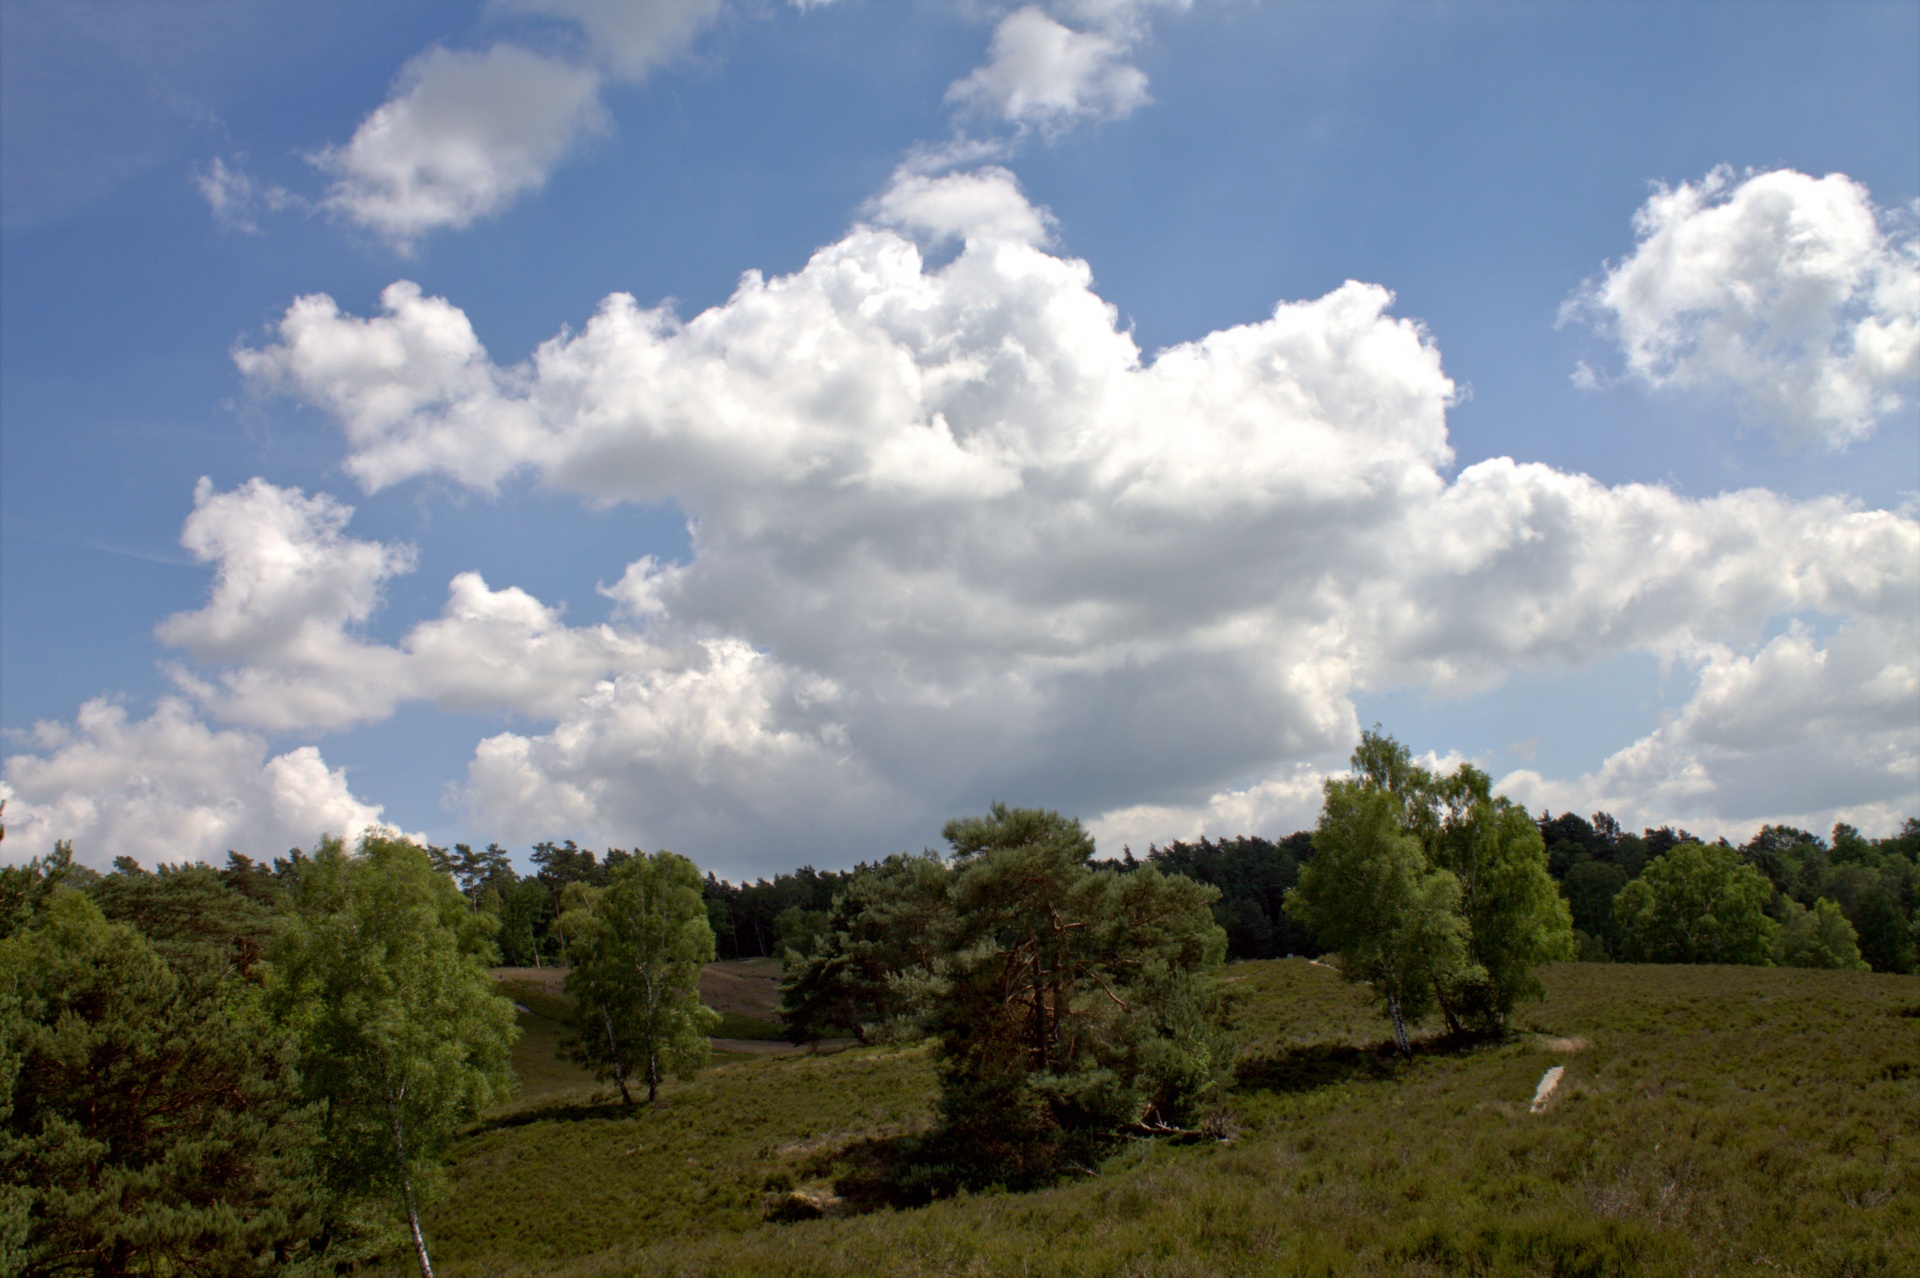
[[419, 960, 1916, 1277]]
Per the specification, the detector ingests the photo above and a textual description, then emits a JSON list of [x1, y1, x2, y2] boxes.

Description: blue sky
[[3, 0, 1916, 877]]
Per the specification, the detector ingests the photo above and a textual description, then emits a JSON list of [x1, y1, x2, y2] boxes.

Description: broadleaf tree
[[1285, 779, 1467, 1053], [1287, 729, 1573, 1048], [1771, 896, 1869, 970], [1613, 841, 1776, 965], [266, 834, 517, 1278], [559, 851, 720, 1106]]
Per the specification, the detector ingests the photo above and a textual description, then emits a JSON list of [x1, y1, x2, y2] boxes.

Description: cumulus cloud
[[947, 7, 1150, 133], [464, 638, 892, 858], [307, 0, 727, 245], [1568, 166, 1920, 448], [1500, 614, 1918, 841], [314, 44, 608, 246], [0, 698, 392, 869], [156, 476, 656, 731], [235, 165, 1920, 860]]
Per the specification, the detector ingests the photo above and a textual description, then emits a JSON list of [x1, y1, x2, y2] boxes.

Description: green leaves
[[1287, 729, 1574, 1047], [780, 850, 952, 1044], [265, 834, 518, 1272], [1772, 897, 1869, 970], [1, 889, 330, 1274], [920, 806, 1230, 1185], [1613, 841, 1777, 965], [559, 851, 720, 1105]]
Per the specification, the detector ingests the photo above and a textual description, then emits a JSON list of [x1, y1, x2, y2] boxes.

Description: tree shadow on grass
[[1234, 1033, 1491, 1096], [473, 1095, 634, 1132]]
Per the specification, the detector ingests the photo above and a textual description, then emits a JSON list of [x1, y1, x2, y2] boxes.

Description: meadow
[[424, 960, 1917, 1278]]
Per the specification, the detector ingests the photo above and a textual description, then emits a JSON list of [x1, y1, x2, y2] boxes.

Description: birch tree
[[559, 851, 719, 1106], [1285, 779, 1466, 1053], [267, 834, 517, 1278]]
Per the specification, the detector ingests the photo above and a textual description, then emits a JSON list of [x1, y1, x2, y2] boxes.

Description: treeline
[[347, 838, 858, 969], [1134, 813, 1919, 975], [193, 801, 1920, 981], [1537, 811, 1919, 972]]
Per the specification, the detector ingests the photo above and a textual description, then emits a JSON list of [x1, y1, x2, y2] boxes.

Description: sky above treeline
[[2, 0, 1916, 878]]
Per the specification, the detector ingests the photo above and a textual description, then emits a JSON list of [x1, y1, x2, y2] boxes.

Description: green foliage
[[1772, 896, 1870, 970], [558, 850, 720, 1105], [1560, 858, 1628, 954], [87, 858, 279, 973], [1288, 730, 1571, 1043], [267, 833, 518, 1273], [1287, 778, 1467, 1050], [1427, 773, 1575, 1030], [772, 904, 829, 962], [913, 804, 1228, 1188], [781, 851, 952, 1044], [1137, 833, 1320, 959], [0, 889, 337, 1275], [0, 840, 91, 942], [481, 876, 551, 968], [1736, 823, 1918, 973], [1613, 841, 1777, 964]]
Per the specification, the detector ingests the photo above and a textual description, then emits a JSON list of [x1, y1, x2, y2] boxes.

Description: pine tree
[[1, 889, 334, 1274]]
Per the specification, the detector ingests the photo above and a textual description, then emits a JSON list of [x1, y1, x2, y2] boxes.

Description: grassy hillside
[[426, 960, 1916, 1277]]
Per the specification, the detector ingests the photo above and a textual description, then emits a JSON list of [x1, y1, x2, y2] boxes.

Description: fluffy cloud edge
[[1567, 166, 1920, 449], [0, 698, 403, 869]]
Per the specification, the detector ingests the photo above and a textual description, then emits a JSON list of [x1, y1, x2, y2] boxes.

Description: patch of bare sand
[[1531, 1064, 1566, 1113]]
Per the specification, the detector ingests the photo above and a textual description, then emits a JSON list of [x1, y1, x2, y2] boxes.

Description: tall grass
[[424, 960, 1916, 1277]]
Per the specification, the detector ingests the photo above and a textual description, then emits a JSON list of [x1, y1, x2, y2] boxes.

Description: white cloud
[[501, 0, 723, 78], [1568, 166, 1920, 449], [236, 166, 1920, 860], [195, 156, 294, 234], [947, 7, 1150, 133], [307, 0, 726, 245], [1500, 614, 1918, 843], [869, 164, 1056, 248], [1090, 765, 1328, 856], [463, 638, 892, 860], [314, 44, 608, 247], [0, 698, 392, 869], [156, 477, 656, 731]]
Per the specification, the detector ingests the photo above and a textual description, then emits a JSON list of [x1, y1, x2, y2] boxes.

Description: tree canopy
[[1612, 841, 1777, 965], [1287, 730, 1572, 1048], [266, 834, 517, 1278], [558, 851, 719, 1106]]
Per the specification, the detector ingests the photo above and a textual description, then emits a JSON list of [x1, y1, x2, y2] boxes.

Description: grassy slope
[[429, 961, 1917, 1278]]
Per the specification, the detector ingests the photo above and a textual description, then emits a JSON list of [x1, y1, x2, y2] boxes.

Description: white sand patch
[[1530, 1064, 1566, 1113]]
